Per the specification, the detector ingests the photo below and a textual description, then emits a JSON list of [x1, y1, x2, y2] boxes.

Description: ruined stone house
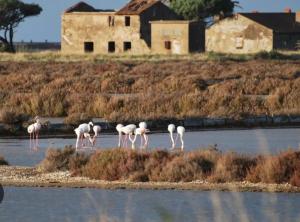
[[61, 0, 180, 54], [206, 12, 300, 54], [151, 20, 205, 54], [61, 0, 206, 55]]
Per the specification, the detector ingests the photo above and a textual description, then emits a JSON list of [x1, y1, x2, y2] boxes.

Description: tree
[[169, 0, 239, 21], [0, 0, 42, 53]]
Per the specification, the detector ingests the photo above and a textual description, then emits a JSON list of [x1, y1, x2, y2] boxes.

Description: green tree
[[0, 0, 42, 52], [169, 0, 239, 20]]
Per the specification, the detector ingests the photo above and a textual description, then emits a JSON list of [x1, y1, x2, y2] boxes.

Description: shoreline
[[1, 166, 299, 193], [0, 125, 299, 139]]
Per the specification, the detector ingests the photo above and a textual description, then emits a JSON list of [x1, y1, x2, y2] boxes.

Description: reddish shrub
[[83, 149, 149, 181], [38, 146, 76, 172], [210, 152, 256, 182]]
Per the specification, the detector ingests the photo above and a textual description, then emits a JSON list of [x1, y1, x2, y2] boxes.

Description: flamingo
[[75, 122, 93, 150], [175, 126, 185, 151], [121, 124, 136, 148], [168, 124, 176, 149], [92, 125, 101, 147], [74, 129, 93, 150], [116, 124, 124, 148], [27, 116, 41, 151], [74, 127, 84, 150], [132, 122, 150, 150], [78, 121, 93, 134]]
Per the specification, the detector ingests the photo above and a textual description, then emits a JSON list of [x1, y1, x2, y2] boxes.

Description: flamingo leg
[[29, 133, 32, 151], [122, 134, 125, 147], [80, 134, 84, 149], [125, 134, 129, 148], [35, 131, 39, 151], [180, 135, 184, 151], [118, 133, 122, 148], [174, 133, 179, 149], [76, 134, 80, 151], [140, 135, 143, 149], [144, 134, 148, 149], [32, 131, 36, 151]]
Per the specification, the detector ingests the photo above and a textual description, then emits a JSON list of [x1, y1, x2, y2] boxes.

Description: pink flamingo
[[132, 122, 150, 150], [116, 124, 136, 148], [92, 125, 101, 147], [27, 116, 41, 151]]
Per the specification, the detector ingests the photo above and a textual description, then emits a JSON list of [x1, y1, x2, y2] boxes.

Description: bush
[[210, 152, 256, 182], [253, 50, 286, 60], [0, 109, 29, 124], [68, 152, 90, 176], [0, 156, 9, 165], [247, 150, 300, 184], [37, 146, 300, 187], [38, 146, 76, 172], [160, 152, 214, 182], [83, 149, 149, 181], [144, 150, 175, 181]]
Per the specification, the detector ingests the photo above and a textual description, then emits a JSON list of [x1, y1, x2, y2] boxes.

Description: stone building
[[151, 21, 205, 54], [206, 12, 300, 54], [61, 0, 179, 54]]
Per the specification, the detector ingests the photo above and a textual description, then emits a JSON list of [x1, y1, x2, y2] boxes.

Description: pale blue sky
[[15, 0, 300, 42]]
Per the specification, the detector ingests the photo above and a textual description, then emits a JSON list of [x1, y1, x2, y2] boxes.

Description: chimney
[[297, 11, 300, 23], [284, 8, 292, 13]]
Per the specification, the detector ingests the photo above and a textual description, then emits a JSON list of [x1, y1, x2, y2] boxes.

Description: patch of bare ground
[[0, 60, 299, 123], [0, 166, 299, 192]]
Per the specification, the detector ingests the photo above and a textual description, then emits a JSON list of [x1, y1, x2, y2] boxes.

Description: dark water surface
[[0, 187, 300, 222], [0, 128, 299, 166]]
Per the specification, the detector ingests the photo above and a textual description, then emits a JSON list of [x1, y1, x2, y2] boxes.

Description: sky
[[14, 0, 300, 42]]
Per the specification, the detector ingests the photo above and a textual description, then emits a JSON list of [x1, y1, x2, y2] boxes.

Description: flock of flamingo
[[27, 117, 186, 151]]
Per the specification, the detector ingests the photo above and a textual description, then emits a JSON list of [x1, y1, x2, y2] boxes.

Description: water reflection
[[1, 187, 300, 222]]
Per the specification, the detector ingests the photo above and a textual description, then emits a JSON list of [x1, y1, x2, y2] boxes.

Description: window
[[84, 42, 94, 53], [235, 37, 244, 49], [165, 41, 171, 50], [125, 16, 131, 26], [124, 42, 132, 51], [108, 41, 115, 53], [108, 16, 115, 27]]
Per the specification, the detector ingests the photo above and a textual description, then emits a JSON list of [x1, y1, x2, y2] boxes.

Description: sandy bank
[[1, 166, 299, 192]]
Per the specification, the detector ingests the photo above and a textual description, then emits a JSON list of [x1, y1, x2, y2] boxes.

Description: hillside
[[0, 59, 299, 122]]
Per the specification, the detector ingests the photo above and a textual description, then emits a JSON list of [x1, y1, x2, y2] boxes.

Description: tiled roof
[[116, 0, 160, 15], [240, 13, 300, 33]]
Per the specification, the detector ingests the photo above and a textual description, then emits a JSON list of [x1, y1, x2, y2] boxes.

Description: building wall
[[206, 15, 273, 54], [61, 13, 150, 54], [139, 2, 180, 47], [151, 22, 189, 54], [274, 33, 300, 50]]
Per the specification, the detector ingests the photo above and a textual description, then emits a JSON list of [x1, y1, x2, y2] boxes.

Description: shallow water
[[1, 187, 300, 222], [0, 128, 299, 166]]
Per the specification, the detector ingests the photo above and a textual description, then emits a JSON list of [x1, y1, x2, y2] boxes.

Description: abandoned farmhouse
[[61, 0, 300, 55], [206, 11, 300, 54]]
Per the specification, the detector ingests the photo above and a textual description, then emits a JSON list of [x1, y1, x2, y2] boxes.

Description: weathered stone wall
[[139, 2, 180, 47], [151, 22, 190, 54], [61, 12, 150, 54], [206, 15, 273, 54]]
